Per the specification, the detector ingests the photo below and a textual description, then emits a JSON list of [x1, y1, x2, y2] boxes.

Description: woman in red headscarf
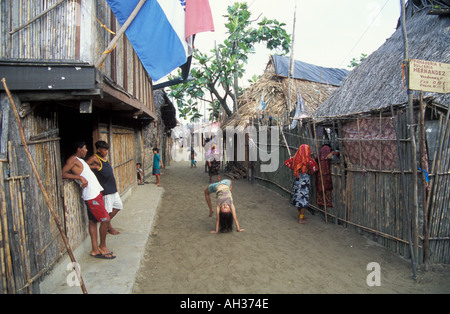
[[291, 144, 318, 223]]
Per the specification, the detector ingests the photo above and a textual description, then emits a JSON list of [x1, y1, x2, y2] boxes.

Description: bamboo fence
[[248, 104, 449, 265]]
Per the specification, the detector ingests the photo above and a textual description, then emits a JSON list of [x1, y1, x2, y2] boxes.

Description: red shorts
[[85, 193, 110, 223]]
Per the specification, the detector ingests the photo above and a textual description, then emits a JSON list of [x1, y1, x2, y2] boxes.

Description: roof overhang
[[0, 59, 156, 120], [99, 76, 157, 120]]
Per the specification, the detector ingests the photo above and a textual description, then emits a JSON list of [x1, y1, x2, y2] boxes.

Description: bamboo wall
[[427, 111, 450, 264], [63, 180, 87, 251], [1, 103, 66, 293], [98, 124, 136, 195], [1, 0, 79, 59], [251, 106, 450, 265]]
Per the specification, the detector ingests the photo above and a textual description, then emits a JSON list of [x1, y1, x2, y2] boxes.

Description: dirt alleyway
[[133, 161, 450, 294]]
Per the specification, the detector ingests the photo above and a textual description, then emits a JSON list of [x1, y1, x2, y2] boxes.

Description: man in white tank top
[[62, 141, 116, 260]]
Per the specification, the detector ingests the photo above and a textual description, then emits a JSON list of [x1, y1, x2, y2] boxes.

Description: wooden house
[[0, 0, 168, 293], [311, 3, 450, 265]]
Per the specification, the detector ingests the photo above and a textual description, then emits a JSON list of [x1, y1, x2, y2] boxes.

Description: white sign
[[409, 59, 450, 93]]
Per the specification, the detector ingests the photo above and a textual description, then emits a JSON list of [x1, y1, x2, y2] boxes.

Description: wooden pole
[[400, 0, 418, 279], [1, 78, 88, 294], [95, 0, 147, 69], [313, 121, 328, 223], [418, 92, 430, 266], [286, 1, 297, 121], [390, 103, 417, 280], [279, 121, 292, 159]]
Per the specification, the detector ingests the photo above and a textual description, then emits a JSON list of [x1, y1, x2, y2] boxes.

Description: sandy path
[[133, 161, 450, 294]]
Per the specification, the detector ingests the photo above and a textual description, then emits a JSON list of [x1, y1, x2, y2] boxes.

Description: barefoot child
[[152, 148, 164, 186], [189, 147, 197, 168], [136, 162, 144, 185]]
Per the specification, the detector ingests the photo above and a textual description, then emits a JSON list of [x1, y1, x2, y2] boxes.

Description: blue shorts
[[208, 179, 231, 193]]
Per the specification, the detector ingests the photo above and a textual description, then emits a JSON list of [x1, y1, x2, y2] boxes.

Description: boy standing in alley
[[87, 140, 123, 235], [152, 147, 164, 186]]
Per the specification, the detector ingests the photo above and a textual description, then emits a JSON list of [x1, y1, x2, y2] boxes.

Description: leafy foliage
[[348, 53, 368, 69], [169, 2, 291, 122]]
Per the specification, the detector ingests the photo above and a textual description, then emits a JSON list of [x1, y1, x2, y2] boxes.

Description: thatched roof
[[224, 55, 348, 129], [314, 7, 450, 119]]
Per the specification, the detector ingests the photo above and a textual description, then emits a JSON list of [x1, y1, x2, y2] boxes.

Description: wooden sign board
[[409, 59, 450, 93]]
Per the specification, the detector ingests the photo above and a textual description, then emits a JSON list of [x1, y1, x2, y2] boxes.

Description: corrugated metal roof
[[271, 55, 349, 86]]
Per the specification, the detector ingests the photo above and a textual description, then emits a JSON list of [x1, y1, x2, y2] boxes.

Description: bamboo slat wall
[[1, 169, 32, 294], [99, 124, 136, 195], [1, 0, 78, 59], [427, 112, 450, 264], [112, 127, 135, 195], [63, 180, 87, 251], [0, 105, 66, 293], [21, 109, 66, 270]]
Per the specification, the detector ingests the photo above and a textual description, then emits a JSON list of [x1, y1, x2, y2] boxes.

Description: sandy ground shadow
[[133, 161, 450, 294]]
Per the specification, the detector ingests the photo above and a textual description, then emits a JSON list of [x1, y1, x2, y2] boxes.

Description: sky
[[192, 0, 402, 87]]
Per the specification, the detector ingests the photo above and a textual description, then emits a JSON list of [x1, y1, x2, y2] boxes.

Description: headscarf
[[292, 144, 318, 178], [319, 145, 332, 161]]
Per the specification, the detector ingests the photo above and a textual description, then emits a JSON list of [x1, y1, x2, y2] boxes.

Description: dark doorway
[[58, 105, 95, 166]]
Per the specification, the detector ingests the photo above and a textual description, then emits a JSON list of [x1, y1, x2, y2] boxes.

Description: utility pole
[[399, 0, 418, 280]]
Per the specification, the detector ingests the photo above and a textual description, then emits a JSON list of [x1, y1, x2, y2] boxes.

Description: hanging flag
[[185, 0, 215, 55], [106, 0, 188, 82], [289, 87, 307, 130], [258, 93, 267, 111], [185, 0, 215, 39], [298, 88, 306, 115]]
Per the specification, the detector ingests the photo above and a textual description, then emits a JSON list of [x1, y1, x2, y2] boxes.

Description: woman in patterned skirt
[[207, 143, 221, 182], [291, 144, 318, 224]]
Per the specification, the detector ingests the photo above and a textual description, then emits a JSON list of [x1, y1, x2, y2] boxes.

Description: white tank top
[[76, 157, 104, 201]]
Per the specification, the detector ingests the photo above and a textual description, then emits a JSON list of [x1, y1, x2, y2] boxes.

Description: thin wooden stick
[[1, 78, 88, 294], [278, 121, 292, 158]]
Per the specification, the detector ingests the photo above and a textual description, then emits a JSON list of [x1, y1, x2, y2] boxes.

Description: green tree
[[169, 2, 291, 121], [348, 53, 368, 69]]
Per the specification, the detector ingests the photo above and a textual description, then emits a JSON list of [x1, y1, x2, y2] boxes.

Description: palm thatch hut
[[224, 55, 349, 130], [312, 3, 450, 266]]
